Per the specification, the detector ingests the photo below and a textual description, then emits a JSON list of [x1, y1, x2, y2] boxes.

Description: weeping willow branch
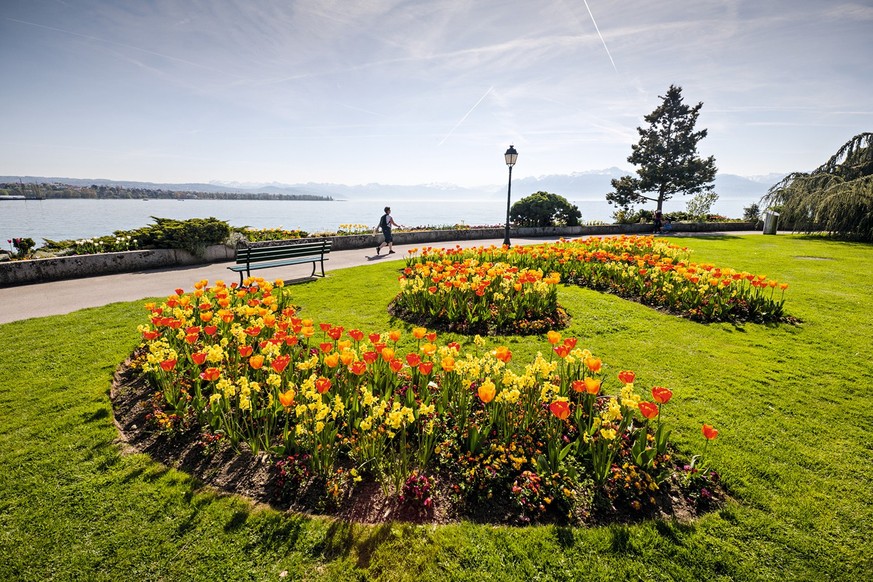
[[761, 133, 873, 241]]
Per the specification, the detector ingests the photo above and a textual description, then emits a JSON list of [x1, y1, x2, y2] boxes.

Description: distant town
[[0, 182, 333, 202]]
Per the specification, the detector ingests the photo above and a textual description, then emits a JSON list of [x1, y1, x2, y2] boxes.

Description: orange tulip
[[349, 361, 367, 376], [571, 380, 586, 393], [585, 357, 602, 373], [324, 352, 340, 368], [638, 401, 659, 419], [412, 327, 427, 340], [583, 377, 601, 395], [381, 347, 395, 362], [549, 400, 571, 420], [478, 382, 496, 404], [702, 424, 719, 440], [388, 330, 402, 342], [441, 356, 455, 372], [547, 330, 562, 345], [340, 350, 356, 366], [249, 354, 265, 370], [279, 389, 295, 409], [652, 386, 673, 404], [493, 346, 512, 363]]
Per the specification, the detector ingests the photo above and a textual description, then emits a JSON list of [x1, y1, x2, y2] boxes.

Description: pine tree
[[607, 85, 717, 213]]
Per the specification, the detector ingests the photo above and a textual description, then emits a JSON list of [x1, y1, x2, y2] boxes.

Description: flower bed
[[404, 236, 791, 323], [126, 277, 723, 524], [391, 258, 568, 335]]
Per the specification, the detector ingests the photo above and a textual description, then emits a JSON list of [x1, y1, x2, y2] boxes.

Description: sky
[[1, 0, 871, 188]]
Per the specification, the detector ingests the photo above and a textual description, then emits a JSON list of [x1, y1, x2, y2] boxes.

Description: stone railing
[[0, 222, 754, 287]]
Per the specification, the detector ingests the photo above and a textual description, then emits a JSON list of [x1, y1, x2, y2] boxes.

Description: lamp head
[[504, 145, 518, 167]]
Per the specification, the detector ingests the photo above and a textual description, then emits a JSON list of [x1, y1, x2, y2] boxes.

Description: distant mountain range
[[3, 169, 786, 206]]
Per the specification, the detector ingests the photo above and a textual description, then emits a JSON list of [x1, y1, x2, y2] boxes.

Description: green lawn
[[1, 234, 871, 581]]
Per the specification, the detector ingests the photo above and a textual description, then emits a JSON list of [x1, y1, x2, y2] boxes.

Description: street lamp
[[503, 144, 518, 247]]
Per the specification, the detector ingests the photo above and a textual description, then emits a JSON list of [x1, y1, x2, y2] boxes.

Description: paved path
[[0, 237, 554, 324], [0, 232, 761, 324]]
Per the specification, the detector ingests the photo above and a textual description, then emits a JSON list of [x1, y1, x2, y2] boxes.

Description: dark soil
[[111, 357, 724, 526]]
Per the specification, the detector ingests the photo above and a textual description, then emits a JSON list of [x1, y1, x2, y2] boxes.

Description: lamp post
[[503, 144, 518, 247]]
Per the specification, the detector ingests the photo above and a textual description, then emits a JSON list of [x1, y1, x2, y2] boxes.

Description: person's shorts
[[383, 230, 393, 243]]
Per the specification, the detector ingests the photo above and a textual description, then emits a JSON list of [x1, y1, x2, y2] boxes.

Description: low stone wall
[[0, 222, 754, 287]]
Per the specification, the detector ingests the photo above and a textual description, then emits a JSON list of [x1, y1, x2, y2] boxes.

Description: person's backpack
[[378, 214, 388, 231]]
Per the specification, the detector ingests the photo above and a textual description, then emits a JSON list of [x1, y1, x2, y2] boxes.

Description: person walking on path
[[374, 206, 403, 255]]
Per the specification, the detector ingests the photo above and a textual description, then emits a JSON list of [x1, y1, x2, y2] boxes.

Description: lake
[[0, 197, 617, 244]]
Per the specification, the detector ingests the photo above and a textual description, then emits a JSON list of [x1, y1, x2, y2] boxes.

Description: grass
[[1, 234, 871, 581]]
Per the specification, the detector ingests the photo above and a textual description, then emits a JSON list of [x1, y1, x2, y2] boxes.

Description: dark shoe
[[388, 250, 395, 254], [376, 246, 381, 255]]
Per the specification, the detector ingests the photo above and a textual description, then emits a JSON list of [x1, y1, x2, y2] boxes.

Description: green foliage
[[607, 85, 717, 212], [762, 132, 873, 241], [10, 237, 35, 258], [128, 216, 232, 255], [510, 191, 581, 227], [685, 191, 720, 221], [743, 203, 761, 222]]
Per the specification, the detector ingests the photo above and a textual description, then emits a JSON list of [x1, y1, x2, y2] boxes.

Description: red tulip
[[159, 359, 177, 372], [315, 376, 331, 394], [200, 367, 220, 381], [349, 361, 367, 376], [549, 400, 571, 420], [271, 354, 291, 373], [702, 424, 719, 440], [638, 401, 659, 420], [652, 386, 673, 404], [618, 370, 636, 384], [191, 352, 207, 366], [418, 361, 434, 375]]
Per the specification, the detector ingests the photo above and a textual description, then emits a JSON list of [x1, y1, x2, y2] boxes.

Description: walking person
[[374, 206, 403, 255]]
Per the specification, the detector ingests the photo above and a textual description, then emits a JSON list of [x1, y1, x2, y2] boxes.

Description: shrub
[[511, 192, 581, 227], [129, 217, 232, 255]]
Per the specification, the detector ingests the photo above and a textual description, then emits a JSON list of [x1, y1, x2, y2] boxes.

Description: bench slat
[[229, 240, 332, 284]]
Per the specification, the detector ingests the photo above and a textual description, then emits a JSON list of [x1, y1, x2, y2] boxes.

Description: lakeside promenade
[[0, 232, 760, 325]]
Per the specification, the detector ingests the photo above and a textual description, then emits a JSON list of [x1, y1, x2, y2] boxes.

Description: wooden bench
[[228, 240, 331, 285]]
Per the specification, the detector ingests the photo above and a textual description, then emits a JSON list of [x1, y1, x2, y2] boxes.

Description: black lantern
[[503, 145, 518, 247]]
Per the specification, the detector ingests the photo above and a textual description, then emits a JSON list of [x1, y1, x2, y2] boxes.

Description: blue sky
[[2, 0, 871, 187]]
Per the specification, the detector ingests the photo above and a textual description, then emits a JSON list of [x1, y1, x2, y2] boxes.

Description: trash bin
[[763, 211, 779, 235]]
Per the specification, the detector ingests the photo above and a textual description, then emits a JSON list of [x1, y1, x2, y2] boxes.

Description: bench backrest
[[235, 240, 332, 264]]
